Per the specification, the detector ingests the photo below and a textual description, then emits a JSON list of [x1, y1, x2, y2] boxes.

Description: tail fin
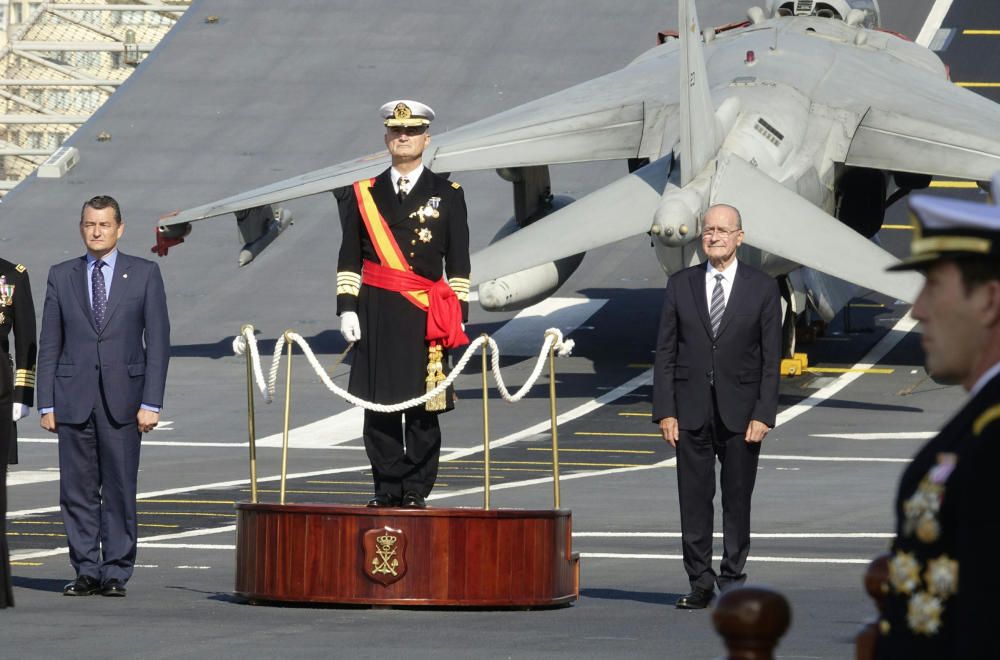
[[678, 0, 720, 186]]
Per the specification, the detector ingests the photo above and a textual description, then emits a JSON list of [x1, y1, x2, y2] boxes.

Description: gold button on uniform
[[411, 240, 416, 245], [409, 252, 415, 257], [879, 619, 890, 635]]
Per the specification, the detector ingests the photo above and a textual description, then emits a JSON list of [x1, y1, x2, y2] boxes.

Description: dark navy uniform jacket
[[0, 257, 37, 465], [335, 167, 470, 407], [876, 371, 1000, 659]]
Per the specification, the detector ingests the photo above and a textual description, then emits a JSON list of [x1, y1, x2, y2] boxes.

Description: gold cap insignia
[[393, 102, 412, 120]]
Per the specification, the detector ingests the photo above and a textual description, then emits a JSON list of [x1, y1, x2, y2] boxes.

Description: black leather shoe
[[676, 587, 714, 609], [101, 579, 127, 597], [367, 493, 398, 507], [401, 491, 426, 508], [63, 575, 101, 596]]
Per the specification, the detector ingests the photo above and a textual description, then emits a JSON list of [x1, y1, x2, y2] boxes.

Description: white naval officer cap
[[888, 172, 1000, 271], [381, 99, 435, 127]]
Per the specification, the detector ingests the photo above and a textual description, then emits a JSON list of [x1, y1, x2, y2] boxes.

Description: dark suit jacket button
[[94, 365, 99, 370], [712, 344, 717, 350]]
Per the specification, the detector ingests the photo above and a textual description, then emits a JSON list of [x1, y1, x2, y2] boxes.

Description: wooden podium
[[234, 503, 579, 607], [234, 327, 580, 607]]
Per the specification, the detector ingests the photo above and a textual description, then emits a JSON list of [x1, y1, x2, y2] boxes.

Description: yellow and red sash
[[355, 178, 428, 309], [355, 179, 468, 349]]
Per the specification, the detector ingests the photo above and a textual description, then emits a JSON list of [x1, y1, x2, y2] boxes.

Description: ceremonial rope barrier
[[233, 327, 574, 411], [234, 324, 574, 508]]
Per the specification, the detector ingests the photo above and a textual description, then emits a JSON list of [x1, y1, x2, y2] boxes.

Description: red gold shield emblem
[[363, 526, 408, 586]]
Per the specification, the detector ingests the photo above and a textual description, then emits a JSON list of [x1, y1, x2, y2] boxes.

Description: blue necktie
[[710, 273, 725, 337], [92, 259, 107, 330]]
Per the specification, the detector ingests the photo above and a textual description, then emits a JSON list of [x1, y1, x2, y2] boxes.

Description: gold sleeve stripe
[[455, 291, 469, 302], [15, 376, 36, 387], [973, 404, 1000, 436], [337, 271, 361, 296], [449, 277, 470, 289]]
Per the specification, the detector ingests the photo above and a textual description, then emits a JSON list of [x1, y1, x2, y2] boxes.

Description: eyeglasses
[[702, 226, 741, 238]]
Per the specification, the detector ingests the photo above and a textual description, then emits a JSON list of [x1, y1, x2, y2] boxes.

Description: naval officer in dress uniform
[[876, 176, 1000, 658], [336, 100, 471, 509], [0, 257, 37, 609]]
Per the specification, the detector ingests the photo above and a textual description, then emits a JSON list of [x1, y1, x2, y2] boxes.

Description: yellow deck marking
[[955, 82, 1000, 88], [618, 411, 652, 417], [138, 523, 180, 528], [575, 431, 661, 438], [306, 480, 374, 485], [807, 367, 894, 374], [9, 532, 64, 537], [849, 303, 885, 308], [880, 224, 913, 230], [441, 466, 552, 473], [248, 488, 368, 495], [144, 499, 235, 505], [929, 181, 979, 188], [963, 29, 1000, 35], [627, 363, 653, 368], [11, 520, 60, 525], [426, 474, 486, 480], [11, 562, 44, 567], [445, 458, 644, 468], [526, 447, 655, 455], [137, 511, 235, 517]]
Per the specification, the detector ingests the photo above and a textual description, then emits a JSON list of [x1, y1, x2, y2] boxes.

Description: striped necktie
[[710, 273, 725, 337]]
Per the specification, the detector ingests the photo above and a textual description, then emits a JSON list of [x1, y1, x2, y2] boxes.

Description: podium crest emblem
[[363, 526, 408, 586]]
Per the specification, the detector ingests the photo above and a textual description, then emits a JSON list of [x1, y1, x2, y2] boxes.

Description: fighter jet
[[155, 0, 1000, 353]]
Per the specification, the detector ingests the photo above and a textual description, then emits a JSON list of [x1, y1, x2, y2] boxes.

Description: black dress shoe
[[401, 491, 426, 508], [366, 493, 398, 507], [101, 579, 127, 597], [676, 587, 714, 609], [63, 575, 101, 596]]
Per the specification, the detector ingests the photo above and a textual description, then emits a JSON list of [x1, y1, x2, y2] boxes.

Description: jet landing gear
[[778, 276, 819, 377]]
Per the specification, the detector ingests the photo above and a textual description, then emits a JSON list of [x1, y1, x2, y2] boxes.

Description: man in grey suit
[[653, 203, 781, 609], [37, 195, 170, 597]]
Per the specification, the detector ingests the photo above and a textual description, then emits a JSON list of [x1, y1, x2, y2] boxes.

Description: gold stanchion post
[[242, 325, 259, 504], [280, 330, 294, 505], [548, 341, 561, 509], [481, 334, 491, 510]]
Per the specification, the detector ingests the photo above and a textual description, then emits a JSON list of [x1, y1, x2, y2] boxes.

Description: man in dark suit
[[875, 181, 1000, 659], [0, 257, 37, 609], [652, 203, 781, 609], [336, 100, 470, 509], [37, 195, 170, 598]]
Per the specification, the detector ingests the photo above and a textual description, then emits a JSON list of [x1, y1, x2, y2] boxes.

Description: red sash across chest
[[354, 178, 468, 349]]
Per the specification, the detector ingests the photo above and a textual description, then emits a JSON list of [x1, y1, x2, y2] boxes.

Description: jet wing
[[162, 47, 682, 229], [471, 156, 670, 284], [712, 154, 923, 303], [844, 74, 1000, 181]]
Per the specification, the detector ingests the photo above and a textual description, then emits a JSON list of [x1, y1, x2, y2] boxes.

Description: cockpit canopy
[[769, 0, 881, 28]]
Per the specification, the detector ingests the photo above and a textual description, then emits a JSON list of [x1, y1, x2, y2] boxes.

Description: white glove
[[12, 403, 30, 422], [340, 311, 361, 343]]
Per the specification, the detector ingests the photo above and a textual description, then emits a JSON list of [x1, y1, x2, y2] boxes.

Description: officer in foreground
[[876, 176, 1000, 658]]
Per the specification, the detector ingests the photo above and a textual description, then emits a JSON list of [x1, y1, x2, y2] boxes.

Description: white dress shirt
[[705, 259, 738, 314], [390, 164, 424, 195]]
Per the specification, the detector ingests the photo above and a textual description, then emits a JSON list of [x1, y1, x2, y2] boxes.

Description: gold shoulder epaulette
[[973, 403, 1000, 436], [15, 264, 26, 273], [451, 181, 461, 190]]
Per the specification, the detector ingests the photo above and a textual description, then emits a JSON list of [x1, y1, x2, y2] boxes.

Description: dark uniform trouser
[[58, 388, 141, 583], [363, 409, 441, 499], [0, 352, 13, 607], [677, 388, 761, 592]]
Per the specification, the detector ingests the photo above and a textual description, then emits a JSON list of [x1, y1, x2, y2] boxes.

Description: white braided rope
[[233, 325, 574, 411]]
